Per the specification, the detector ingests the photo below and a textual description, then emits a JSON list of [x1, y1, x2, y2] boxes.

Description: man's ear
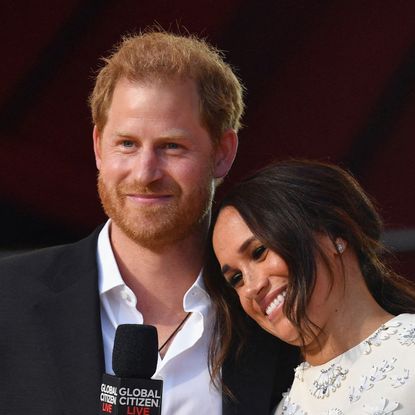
[[93, 125, 102, 171], [213, 129, 238, 179]]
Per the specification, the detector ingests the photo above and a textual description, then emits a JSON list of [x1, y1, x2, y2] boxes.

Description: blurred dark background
[[0, 1, 414, 279]]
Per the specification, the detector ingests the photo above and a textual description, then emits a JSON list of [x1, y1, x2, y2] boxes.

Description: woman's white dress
[[275, 313, 415, 414]]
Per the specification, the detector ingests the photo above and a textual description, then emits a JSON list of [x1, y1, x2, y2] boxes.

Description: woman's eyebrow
[[221, 264, 230, 275], [238, 236, 256, 254], [219, 236, 256, 275]]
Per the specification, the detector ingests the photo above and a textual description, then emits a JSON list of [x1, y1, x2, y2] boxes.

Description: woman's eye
[[252, 245, 266, 260], [228, 272, 243, 289]]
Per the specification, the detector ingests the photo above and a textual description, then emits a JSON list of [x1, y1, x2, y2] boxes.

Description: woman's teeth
[[265, 290, 287, 316]]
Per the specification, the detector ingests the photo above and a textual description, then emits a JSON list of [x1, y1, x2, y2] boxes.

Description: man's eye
[[121, 140, 134, 148], [164, 143, 179, 150], [228, 272, 243, 289], [252, 245, 266, 260]]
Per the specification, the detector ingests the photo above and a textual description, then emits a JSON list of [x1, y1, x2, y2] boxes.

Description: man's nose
[[132, 148, 163, 185]]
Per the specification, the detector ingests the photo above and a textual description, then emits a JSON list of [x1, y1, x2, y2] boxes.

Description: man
[[0, 31, 297, 414]]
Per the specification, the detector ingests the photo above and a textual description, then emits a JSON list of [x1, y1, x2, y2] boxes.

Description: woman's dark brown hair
[[205, 159, 415, 387]]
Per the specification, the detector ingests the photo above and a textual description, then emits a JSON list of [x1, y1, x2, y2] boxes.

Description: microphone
[[99, 324, 163, 415]]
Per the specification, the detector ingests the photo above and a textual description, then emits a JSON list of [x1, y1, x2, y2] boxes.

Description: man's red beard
[[97, 173, 214, 250]]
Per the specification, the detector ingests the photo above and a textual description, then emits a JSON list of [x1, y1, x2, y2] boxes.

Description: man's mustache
[[116, 182, 180, 196]]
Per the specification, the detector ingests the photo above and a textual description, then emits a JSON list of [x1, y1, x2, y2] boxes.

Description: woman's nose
[[243, 271, 269, 299]]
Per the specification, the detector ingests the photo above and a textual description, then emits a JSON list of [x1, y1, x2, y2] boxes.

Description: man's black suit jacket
[[0, 227, 298, 414]]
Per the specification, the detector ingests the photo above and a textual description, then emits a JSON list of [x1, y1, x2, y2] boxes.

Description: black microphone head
[[112, 324, 158, 379]]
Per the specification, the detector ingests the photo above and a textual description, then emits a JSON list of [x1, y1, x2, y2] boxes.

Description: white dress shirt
[[97, 221, 222, 414]]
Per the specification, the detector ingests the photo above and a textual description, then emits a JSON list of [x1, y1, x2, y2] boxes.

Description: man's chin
[[112, 209, 208, 250], [116, 222, 183, 250]]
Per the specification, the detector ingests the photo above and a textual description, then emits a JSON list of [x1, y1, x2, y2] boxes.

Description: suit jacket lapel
[[36, 229, 105, 414]]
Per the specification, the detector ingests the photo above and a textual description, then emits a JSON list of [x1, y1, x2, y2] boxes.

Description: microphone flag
[[99, 324, 163, 415]]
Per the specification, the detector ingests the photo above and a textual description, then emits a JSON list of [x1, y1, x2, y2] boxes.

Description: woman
[[211, 160, 415, 414]]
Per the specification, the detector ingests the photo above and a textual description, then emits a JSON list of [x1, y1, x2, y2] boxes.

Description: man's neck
[[109, 221, 207, 322]]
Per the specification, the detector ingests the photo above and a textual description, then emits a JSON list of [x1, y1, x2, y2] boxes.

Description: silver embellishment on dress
[[363, 323, 400, 354], [310, 364, 348, 399], [348, 385, 361, 403], [369, 358, 396, 383], [280, 396, 307, 415], [390, 368, 410, 388], [321, 410, 344, 415], [346, 356, 400, 408], [358, 375, 374, 393], [397, 323, 415, 346], [362, 396, 399, 414], [294, 362, 310, 382]]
